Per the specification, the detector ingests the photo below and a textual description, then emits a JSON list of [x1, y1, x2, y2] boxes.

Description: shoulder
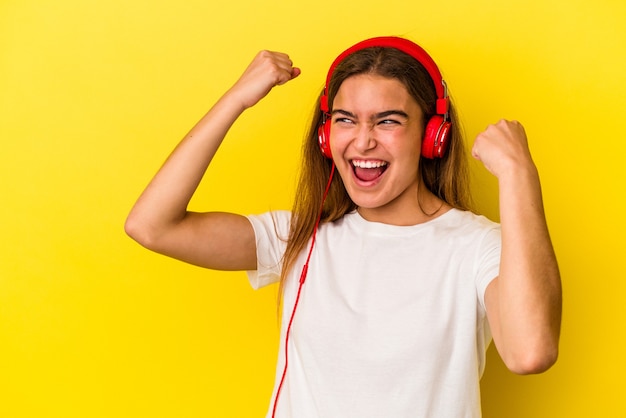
[[446, 208, 498, 226], [247, 210, 291, 223], [442, 209, 500, 235], [246, 210, 292, 238]]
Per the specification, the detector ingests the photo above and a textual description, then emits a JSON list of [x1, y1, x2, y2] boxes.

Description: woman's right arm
[[124, 50, 300, 271]]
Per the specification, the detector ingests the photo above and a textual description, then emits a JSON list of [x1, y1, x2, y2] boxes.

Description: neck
[[357, 183, 450, 226]]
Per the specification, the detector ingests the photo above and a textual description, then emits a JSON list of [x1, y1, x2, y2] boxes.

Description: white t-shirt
[[247, 209, 501, 418]]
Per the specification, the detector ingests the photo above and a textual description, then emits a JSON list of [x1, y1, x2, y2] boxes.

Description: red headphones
[[318, 36, 451, 160]]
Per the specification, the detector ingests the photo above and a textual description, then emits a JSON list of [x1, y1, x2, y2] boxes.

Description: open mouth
[[351, 159, 388, 182]]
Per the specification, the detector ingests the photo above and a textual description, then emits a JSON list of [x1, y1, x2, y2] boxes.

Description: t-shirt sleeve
[[475, 225, 502, 312], [245, 210, 291, 290]]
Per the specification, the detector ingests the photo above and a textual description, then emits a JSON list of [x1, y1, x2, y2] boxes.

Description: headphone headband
[[317, 36, 452, 160], [320, 36, 448, 116]]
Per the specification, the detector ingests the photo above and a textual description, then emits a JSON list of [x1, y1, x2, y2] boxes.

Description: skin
[[125, 50, 561, 374], [474, 120, 561, 373], [124, 50, 299, 271], [329, 74, 449, 226]]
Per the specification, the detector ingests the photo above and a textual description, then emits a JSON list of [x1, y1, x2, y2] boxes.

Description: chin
[[347, 194, 392, 212]]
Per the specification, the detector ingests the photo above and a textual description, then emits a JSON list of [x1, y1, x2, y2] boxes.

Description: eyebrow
[[331, 109, 410, 120]]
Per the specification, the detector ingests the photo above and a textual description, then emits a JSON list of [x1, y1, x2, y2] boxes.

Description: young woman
[[125, 37, 562, 417]]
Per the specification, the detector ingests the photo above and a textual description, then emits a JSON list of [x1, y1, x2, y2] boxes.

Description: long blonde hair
[[279, 45, 472, 297]]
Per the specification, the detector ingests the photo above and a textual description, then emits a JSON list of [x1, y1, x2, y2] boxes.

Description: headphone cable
[[271, 163, 335, 417]]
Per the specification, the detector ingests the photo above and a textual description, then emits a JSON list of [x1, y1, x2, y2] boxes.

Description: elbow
[[124, 214, 143, 244], [124, 213, 158, 249], [504, 344, 559, 375]]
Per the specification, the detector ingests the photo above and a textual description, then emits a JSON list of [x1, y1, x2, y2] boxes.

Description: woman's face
[[329, 74, 426, 225]]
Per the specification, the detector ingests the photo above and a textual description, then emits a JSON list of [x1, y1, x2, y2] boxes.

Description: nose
[[353, 124, 376, 153]]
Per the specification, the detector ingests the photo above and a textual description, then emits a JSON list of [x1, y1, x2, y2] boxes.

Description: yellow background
[[1, 0, 625, 416]]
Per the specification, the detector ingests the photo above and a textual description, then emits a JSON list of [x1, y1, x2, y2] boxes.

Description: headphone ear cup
[[421, 115, 451, 159], [318, 118, 333, 159]]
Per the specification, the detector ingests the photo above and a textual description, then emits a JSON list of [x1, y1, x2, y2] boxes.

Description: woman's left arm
[[473, 120, 562, 375]]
